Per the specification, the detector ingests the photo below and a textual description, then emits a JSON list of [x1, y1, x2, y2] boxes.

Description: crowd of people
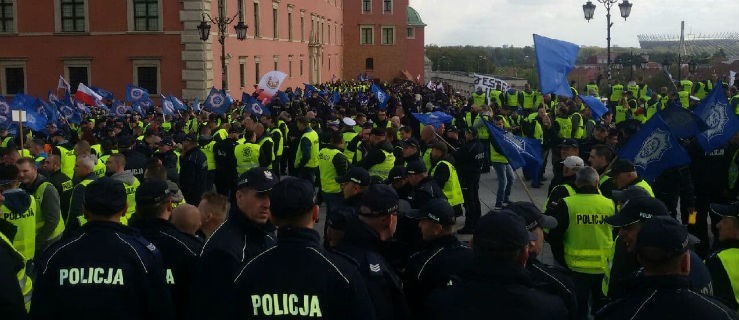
[[1, 76, 739, 319]]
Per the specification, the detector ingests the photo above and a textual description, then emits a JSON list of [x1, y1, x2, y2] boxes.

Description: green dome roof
[[407, 7, 426, 27]]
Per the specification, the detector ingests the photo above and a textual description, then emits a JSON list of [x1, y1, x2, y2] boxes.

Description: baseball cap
[[270, 177, 315, 219], [610, 159, 636, 175], [358, 184, 399, 217], [710, 201, 739, 218], [401, 138, 420, 149], [604, 197, 669, 227], [84, 178, 127, 216], [336, 167, 370, 186], [505, 201, 558, 231], [561, 156, 584, 169], [635, 216, 699, 258], [611, 185, 652, 203], [385, 166, 407, 183], [406, 198, 456, 226], [236, 167, 278, 192], [406, 160, 427, 175], [473, 211, 530, 250], [558, 138, 579, 148], [135, 180, 175, 206]]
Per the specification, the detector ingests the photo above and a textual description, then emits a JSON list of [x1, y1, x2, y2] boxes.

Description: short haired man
[[196, 192, 229, 239], [31, 178, 174, 319], [405, 159, 446, 210], [595, 217, 737, 319], [64, 155, 98, 233], [426, 211, 569, 319], [229, 178, 376, 319], [189, 167, 278, 319], [17, 157, 63, 251], [171, 203, 202, 237], [106, 154, 140, 225], [602, 159, 654, 200]]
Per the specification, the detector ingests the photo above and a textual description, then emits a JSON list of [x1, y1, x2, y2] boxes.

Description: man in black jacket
[[213, 126, 240, 197], [706, 202, 739, 311], [179, 134, 208, 205], [455, 128, 484, 234], [229, 177, 376, 319]]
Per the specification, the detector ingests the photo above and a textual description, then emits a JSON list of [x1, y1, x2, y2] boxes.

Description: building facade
[[0, 0, 344, 100], [343, 0, 425, 82]]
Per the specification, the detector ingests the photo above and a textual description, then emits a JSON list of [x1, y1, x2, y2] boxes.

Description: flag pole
[[432, 131, 458, 152], [513, 170, 539, 210], [17, 114, 24, 153]]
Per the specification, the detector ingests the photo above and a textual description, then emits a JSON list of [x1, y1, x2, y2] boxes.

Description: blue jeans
[[492, 162, 514, 205]]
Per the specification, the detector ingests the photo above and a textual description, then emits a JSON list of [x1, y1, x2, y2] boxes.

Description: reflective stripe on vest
[[3, 195, 37, 260], [258, 136, 275, 168], [430, 160, 464, 206], [368, 150, 396, 181], [555, 117, 573, 139], [609, 85, 624, 102], [717, 248, 739, 308], [123, 177, 140, 226], [271, 128, 284, 156], [34, 181, 65, 241], [0, 232, 32, 311], [562, 194, 615, 274], [295, 130, 320, 168], [235, 142, 261, 175], [202, 141, 217, 170], [318, 148, 343, 194]]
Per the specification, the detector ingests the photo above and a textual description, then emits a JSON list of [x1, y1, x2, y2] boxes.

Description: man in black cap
[[403, 198, 472, 319], [189, 167, 278, 319], [212, 125, 240, 197], [602, 159, 654, 200], [357, 127, 396, 181], [42, 154, 73, 214], [386, 165, 412, 200], [455, 127, 484, 234], [129, 180, 202, 320], [405, 159, 446, 210], [505, 201, 577, 319], [31, 178, 174, 319], [333, 184, 411, 319], [426, 210, 569, 319], [595, 216, 737, 319], [179, 134, 208, 205], [117, 135, 148, 181], [706, 202, 739, 310], [155, 137, 180, 183], [228, 177, 376, 319], [401, 137, 422, 165]]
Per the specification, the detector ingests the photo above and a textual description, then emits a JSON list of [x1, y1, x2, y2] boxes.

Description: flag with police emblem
[[413, 111, 453, 129], [484, 120, 543, 172], [371, 84, 389, 109], [160, 94, 175, 116], [0, 96, 11, 129], [112, 100, 131, 117], [618, 116, 691, 182], [694, 83, 739, 152], [243, 94, 270, 116], [125, 84, 150, 103], [204, 87, 231, 115]]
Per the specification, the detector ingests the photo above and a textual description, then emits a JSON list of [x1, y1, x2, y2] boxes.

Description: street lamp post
[[197, 0, 247, 92], [582, 0, 633, 84]]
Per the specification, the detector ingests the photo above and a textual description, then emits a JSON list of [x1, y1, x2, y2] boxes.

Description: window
[[1, 62, 25, 95], [383, 0, 391, 12], [362, 0, 370, 12], [239, 58, 246, 88], [0, 0, 15, 33], [287, 12, 292, 41], [253, 2, 260, 37], [360, 26, 373, 45], [381, 26, 394, 45], [133, 0, 159, 31], [407, 27, 414, 39], [273, 56, 278, 71], [334, 24, 337, 44], [272, 7, 278, 39], [66, 66, 89, 93], [328, 56, 331, 70], [300, 59, 303, 76], [60, 0, 86, 32], [254, 60, 260, 84], [133, 60, 160, 94], [320, 22, 324, 44], [300, 15, 304, 42], [365, 58, 373, 70], [327, 23, 331, 44], [288, 58, 293, 77]]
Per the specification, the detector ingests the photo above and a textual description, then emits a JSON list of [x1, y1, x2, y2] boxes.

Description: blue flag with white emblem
[[579, 95, 609, 120], [192, 97, 200, 113], [657, 102, 708, 139], [244, 94, 270, 116], [618, 115, 691, 182], [0, 96, 10, 129], [534, 34, 579, 98], [371, 84, 389, 109], [412, 111, 454, 129], [204, 87, 231, 115], [41, 99, 59, 125], [694, 83, 739, 152], [169, 95, 187, 111], [112, 100, 130, 117], [125, 84, 150, 103], [160, 95, 175, 115], [91, 86, 114, 100], [304, 84, 319, 98], [484, 120, 543, 172], [10, 95, 48, 132]]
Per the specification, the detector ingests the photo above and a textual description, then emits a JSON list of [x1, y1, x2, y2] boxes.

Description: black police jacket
[[179, 147, 208, 205], [0, 219, 25, 320], [403, 235, 472, 319], [188, 208, 276, 320], [228, 227, 376, 319], [453, 139, 484, 177], [527, 256, 578, 320], [704, 239, 739, 311], [334, 216, 411, 320], [31, 221, 175, 320], [409, 176, 446, 210], [425, 261, 569, 320], [595, 275, 737, 320], [129, 218, 202, 320], [121, 149, 148, 181]]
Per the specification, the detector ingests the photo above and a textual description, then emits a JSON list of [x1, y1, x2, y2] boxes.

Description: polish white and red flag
[[74, 83, 103, 106]]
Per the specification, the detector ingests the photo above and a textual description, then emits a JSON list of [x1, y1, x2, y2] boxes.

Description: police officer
[[155, 137, 180, 183], [333, 184, 411, 319], [454, 128, 484, 233], [426, 210, 569, 319], [117, 135, 147, 181], [229, 177, 376, 319], [332, 167, 371, 219], [189, 167, 277, 319], [30, 178, 175, 319], [545, 156, 584, 214], [129, 180, 202, 320], [357, 128, 396, 181], [213, 125, 240, 196], [179, 134, 209, 205], [294, 116, 320, 183], [548, 167, 616, 319], [234, 129, 260, 175], [17, 157, 63, 252], [595, 217, 737, 320], [405, 159, 446, 210], [428, 142, 464, 217], [403, 198, 472, 319], [318, 131, 349, 215], [707, 202, 739, 311], [65, 155, 98, 233], [254, 123, 275, 169], [0, 214, 30, 319], [105, 154, 140, 225], [505, 201, 577, 320], [603, 160, 654, 200]]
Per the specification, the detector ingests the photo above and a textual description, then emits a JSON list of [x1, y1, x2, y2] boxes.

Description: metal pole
[[606, 4, 612, 83], [218, 0, 228, 91]]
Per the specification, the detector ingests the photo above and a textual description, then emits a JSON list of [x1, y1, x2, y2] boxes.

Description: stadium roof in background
[[638, 32, 739, 59]]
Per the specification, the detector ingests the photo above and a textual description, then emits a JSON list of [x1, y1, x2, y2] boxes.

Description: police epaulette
[[328, 248, 359, 267]]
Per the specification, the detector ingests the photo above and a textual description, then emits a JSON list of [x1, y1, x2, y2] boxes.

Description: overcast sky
[[409, 0, 739, 48]]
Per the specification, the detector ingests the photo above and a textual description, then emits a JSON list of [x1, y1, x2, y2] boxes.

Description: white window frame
[[361, 0, 371, 13], [63, 59, 92, 91], [0, 60, 25, 96], [239, 56, 247, 89], [360, 25, 373, 45], [127, 0, 163, 32], [287, 5, 293, 41], [132, 59, 160, 95], [407, 27, 415, 39], [54, 0, 89, 33], [0, 0, 17, 34], [272, 2, 278, 40], [253, 1, 261, 38], [381, 26, 394, 45], [382, 0, 392, 14]]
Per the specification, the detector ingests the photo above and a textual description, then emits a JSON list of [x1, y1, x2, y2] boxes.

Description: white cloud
[[410, 0, 739, 48]]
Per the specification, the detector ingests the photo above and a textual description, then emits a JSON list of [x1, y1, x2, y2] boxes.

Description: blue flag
[[192, 97, 200, 113], [412, 111, 454, 129], [332, 91, 341, 106], [277, 91, 290, 105], [484, 120, 543, 172], [694, 83, 739, 152], [304, 84, 319, 98], [244, 95, 270, 116], [533, 34, 579, 98], [371, 84, 389, 109], [22, 99, 49, 132], [91, 86, 114, 100], [112, 100, 130, 117], [168, 95, 187, 111], [204, 87, 231, 115], [41, 99, 59, 125], [0, 97, 10, 129], [618, 115, 691, 182], [125, 84, 150, 103], [160, 95, 175, 115], [657, 102, 708, 139], [10, 93, 37, 110], [579, 95, 608, 120]]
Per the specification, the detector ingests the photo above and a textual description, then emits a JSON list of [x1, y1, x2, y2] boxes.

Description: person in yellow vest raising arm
[[17, 158, 63, 252]]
